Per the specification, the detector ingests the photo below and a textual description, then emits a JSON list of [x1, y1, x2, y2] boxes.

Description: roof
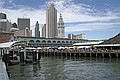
[[0, 41, 17, 48], [73, 41, 103, 46], [101, 33, 120, 44], [15, 36, 87, 41], [94, 44, 120, 47]]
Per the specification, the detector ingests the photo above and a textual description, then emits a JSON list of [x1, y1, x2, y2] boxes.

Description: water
[[8, 56, 120, 80]]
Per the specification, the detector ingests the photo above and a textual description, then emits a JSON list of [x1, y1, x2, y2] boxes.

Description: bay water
[[8, 56, 120, 80]]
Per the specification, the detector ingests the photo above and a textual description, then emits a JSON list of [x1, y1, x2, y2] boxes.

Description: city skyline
[[0, 0, 120, 39]]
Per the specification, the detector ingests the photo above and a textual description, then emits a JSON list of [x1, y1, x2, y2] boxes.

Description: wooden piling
[[32, 51, 37, 64], [109, 53, 111, 58], [20, 51, 25, 66], [116, 53, 118, 58]]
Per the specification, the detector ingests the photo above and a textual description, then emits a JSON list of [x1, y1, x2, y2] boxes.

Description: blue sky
[[0, 0, 120, 40]]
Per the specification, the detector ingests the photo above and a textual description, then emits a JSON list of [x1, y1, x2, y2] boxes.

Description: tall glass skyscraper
[[46, 3, 57, 38]]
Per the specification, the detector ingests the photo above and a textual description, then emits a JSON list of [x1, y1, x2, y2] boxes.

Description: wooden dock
[[4, 49, 120, 65], [38, 50, 120, 58]]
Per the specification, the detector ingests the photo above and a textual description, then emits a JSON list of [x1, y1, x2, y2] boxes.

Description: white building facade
[[68, 34, 86, 39], [46, 3, 57, 38], [57, 14, 65, 38]]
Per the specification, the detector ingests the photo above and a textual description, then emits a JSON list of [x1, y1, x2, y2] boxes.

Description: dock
[[38, 49, 120, 58], [0, 60, 9, 80]]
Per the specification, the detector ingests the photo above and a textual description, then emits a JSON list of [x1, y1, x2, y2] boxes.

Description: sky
[[0, 0, 120, 40]]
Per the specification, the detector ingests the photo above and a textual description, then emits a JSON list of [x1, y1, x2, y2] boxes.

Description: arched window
[[29, 40, 34, 43], [47, 40, 51, 43], [57, 41, 60, 43], [62, 41, 65, 43], [73, 41, 76, 43], [42, 40, 46, 43], [66, 41, 69, 43], [36, 40, 40, 43], [53, 41, 56, 43]]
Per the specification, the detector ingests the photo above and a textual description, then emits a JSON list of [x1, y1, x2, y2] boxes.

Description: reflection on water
[[8, 56, 120, 80]]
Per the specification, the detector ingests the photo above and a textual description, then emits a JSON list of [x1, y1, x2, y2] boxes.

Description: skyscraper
[[17, 18, 30, 30], [42, 24, 46, 38], [0, 13, 7, 19], [0, 13, 11, 32], [57, 14, 65, 38], [17, 18, 31, 37], [46, 3, 57, 38], [0, 19, 8, 31], [35, 21, 40, 37]]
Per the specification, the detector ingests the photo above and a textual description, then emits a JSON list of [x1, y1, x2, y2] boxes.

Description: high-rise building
[[17, 18, 30, 30], [0, 19, 8, 31], [14, 27, 32, 37], [0, 19, 11, 32], [68, 34, 74, 39], [46, 3, 57, 38], [68, 34, 86, 39], [57, 14, 65, 38], [35, 21, 40, 37], [42, 24, 46, 38], [0, 13, 7, 19], [0, 13, 11, 32]]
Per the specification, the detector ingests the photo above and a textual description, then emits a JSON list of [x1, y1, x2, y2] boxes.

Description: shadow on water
[[8, 56, 120, 80]]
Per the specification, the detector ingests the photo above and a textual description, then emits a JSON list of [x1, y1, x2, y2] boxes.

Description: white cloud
[[65, 23, 120, 32], [4, 8, 46, 27], [53, 0, 119, 23], [0, 0, 120, 34]]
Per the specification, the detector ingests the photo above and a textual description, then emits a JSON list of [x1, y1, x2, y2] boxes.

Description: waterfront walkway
[[0, 59, 9, 80]]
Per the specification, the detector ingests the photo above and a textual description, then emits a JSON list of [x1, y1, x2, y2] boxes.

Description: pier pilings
[[39, 50, 120, 58]]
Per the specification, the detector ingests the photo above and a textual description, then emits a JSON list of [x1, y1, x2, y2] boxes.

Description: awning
[[0, 41, 17, 48], [73, 41, 103, 46], [94, 44, 120, 47]]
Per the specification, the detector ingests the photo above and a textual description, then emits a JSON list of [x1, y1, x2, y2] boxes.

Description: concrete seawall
[[0, 60, 9, 80]]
